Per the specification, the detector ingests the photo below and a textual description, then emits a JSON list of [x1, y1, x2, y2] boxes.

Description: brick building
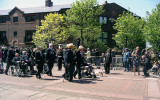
[[0, 0, 129, 47]]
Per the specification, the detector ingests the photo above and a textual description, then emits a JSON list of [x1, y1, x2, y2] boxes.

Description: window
[[99, 32, 108, 44], [0, 17, 6, 23], [13, 17, 18, 23], [25, 30, 35, 42], [0, 31, 7, 43], [99, 16, 107, 24], [25, 15, 36, 22], [14, 31, 17, 37]]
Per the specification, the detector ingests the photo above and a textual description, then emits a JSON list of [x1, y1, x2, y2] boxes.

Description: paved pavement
[[0, 64, 160, 100]]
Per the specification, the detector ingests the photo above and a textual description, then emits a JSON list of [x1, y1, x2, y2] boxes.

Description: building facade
[[0, 0, 129, 47]]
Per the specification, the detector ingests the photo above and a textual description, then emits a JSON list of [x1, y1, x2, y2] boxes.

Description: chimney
[[104, 1, 107, 5], [45, 0, 53, 7]]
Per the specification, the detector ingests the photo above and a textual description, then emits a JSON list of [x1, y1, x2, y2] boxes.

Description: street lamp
[[109, 17, 115, 48]]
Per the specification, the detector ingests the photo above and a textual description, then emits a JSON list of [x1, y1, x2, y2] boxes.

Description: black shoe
[[69, 80, 73, 82], [5, 72, 8, 75], [36, 75, 41, 79], [74, 75, 76, 78]]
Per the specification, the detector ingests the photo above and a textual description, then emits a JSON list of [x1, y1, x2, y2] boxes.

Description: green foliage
[[92, 40, 108, 52], [65, 0, 105, 49], [32, 13, 68, 48], [113, 12, 146, 50], [144, 3, 160, 52]]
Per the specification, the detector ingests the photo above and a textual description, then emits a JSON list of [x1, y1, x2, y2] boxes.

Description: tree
[[32, 13, 68, 48], [145, 3, 160, 52], [113, 12, 146, 50], [65, 0, 104, 48]]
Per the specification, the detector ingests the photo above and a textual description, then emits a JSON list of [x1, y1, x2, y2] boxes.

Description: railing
[[84, 55, 134, 71]]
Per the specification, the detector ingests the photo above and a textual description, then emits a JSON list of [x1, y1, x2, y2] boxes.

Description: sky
[[0, 0, 160, 17]]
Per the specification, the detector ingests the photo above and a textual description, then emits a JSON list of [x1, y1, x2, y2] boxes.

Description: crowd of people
[[0, 44, 160, 82], [122, 46, 160, 77], [0, 43, 114, 82]]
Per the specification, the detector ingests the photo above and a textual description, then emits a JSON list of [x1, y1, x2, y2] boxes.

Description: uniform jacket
[[75, 50, 84, 65], [35, 51, 44, 64], [66, 49, 74, 67], [105, 53, 112, 63], [57, 50, 63, 61], [45, 48, 56, 62], [6, 49, 15, 63]]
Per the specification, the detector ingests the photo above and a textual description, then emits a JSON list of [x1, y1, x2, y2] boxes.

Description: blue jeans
[[123, 61, 129, 71], [96, 57, 101, 67]]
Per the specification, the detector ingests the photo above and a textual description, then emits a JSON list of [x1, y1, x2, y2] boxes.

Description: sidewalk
[[0, 64, 160, 100]]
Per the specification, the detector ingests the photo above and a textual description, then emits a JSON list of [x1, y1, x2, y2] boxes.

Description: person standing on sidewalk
[[85, 48, 91, 64], [57, 48, 63, 71], [5, 46, 15, 75], [35, 46, 44, 79], [66, 43, 75, 82], [132, 46, 141, 76], [123, 48, 130, 72], [74, 46, 84, 79], [45, 43, 56, 76], [94, 48, 101, 69], [141, 55, 151, 77], [104, 50, 112, 74]]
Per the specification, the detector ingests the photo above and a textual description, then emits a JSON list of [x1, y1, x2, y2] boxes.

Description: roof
[[0, 4, 71, 16]]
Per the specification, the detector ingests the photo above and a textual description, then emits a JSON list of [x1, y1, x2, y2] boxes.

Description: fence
[[86, 55, 133, 71]]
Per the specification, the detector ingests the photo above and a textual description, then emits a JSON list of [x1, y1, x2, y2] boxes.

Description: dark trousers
[[5, 62, 11, 74], [124, 61, 129, 71], [68, 65, 74, 81], [73, 64, 81, 79], [104, 62, 110, 74], [64, 64, 68, 78], [143, 66, 149, 76], [58, 59, 62, 70], [37, 63, 43, 77], [47, 62, 54, 75]]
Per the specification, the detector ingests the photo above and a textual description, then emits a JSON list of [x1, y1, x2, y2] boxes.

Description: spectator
[[85, 48, 91, 64], [132, 46, 141, 76], [94, 48, 101, 69], [123, 48, 130, 72]]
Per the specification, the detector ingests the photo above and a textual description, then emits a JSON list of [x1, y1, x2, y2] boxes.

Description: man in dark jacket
[[45, 43, 56, 76], [35, 46, 44, 79], [74, 46, 84, 79], [65, 43, 75, 82], [94, 48, 101, 69], [141, 55, 151, 77], [57, 48, 63, 71], [104, 50, 112, 74], [5, 46, 15, 75]]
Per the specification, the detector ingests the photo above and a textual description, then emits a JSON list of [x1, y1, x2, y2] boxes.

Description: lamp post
[[109, 17, 115, 48]]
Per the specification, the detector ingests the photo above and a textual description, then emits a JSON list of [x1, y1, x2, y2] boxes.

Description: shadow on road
[[72, 78, 102, 84], [41, 78, 59, 81], [109, 73, 123, 75]]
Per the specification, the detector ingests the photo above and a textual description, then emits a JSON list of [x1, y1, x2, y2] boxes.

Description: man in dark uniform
[[65, 43, 75, 82], [45, 43, 56, 76], [35, 46, 44, 79], [57, 48, 63, 71], [141, 55, 151, 77], [74, 46, 84, 79], [5, 46, 15, 75], [62, 47, 68, 78], [104, 50, 112, 74]]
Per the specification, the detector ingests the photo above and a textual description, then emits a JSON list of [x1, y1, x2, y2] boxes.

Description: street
[[0, 64, 160, 100]]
